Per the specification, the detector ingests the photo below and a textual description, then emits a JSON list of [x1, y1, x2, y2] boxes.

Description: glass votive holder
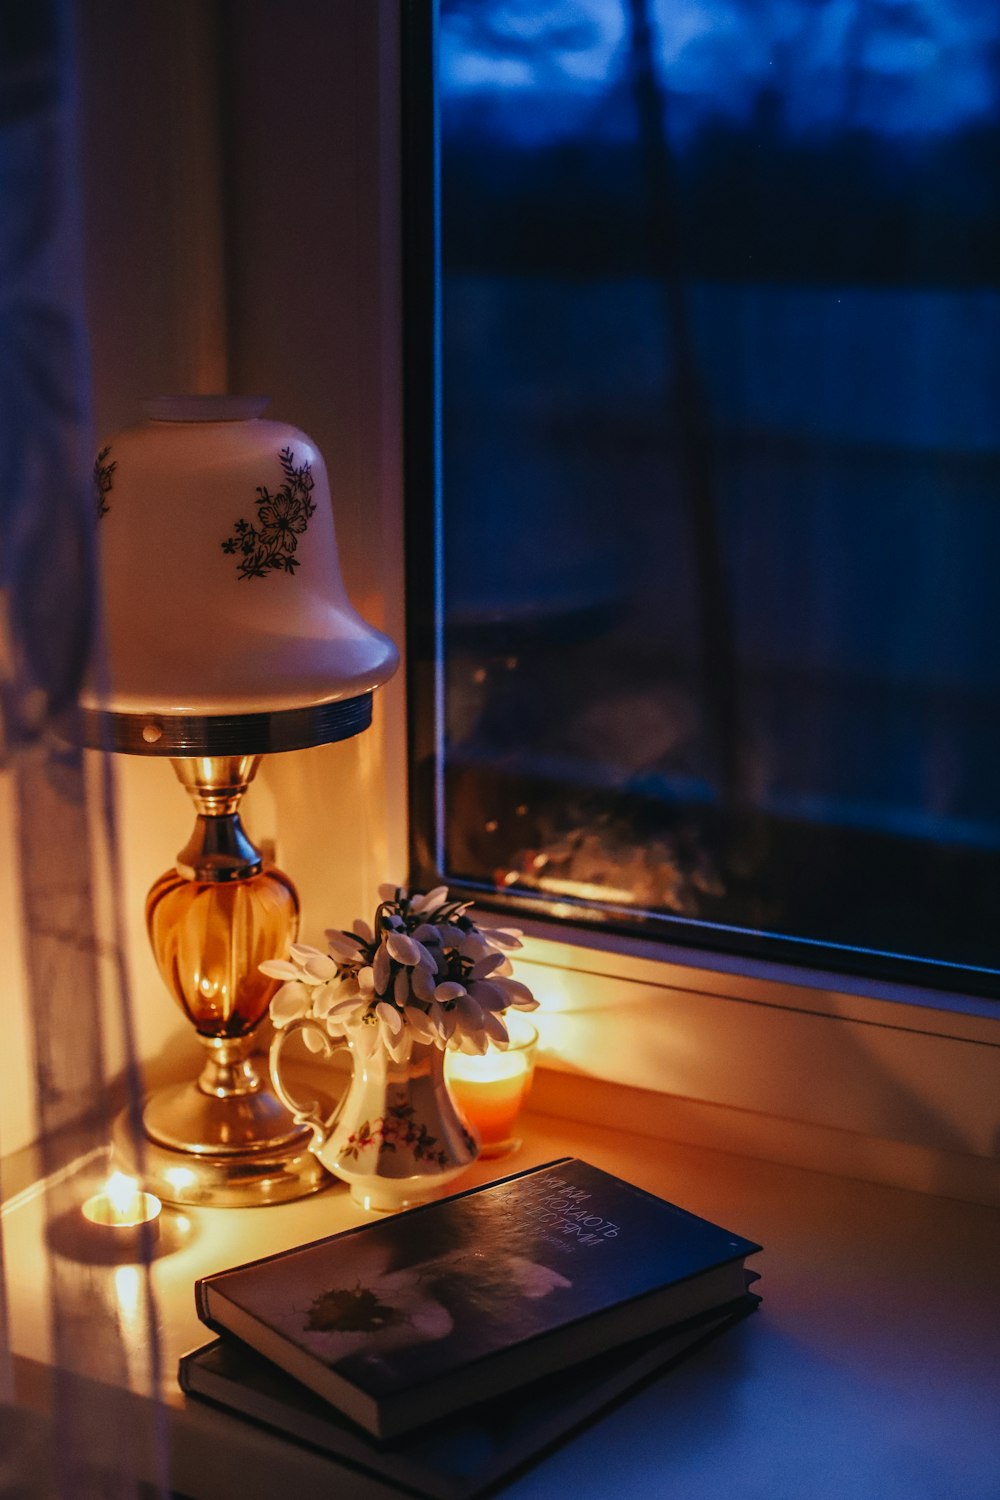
[[446, 1014, 539, 1159], [79, 1170, 162, 1258]]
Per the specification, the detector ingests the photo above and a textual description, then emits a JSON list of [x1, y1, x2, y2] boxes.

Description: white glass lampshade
[[85, 395, 397, 735]]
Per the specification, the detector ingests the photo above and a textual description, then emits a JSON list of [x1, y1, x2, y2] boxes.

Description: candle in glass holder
[[82, 1171, 161, 1255], [446, 1019, 538, 1158]]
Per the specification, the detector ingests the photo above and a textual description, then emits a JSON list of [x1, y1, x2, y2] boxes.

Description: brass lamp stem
[[171, 755, 263, 881], [138, 751, 320, 1193], [197, 1036, 269, 1099]]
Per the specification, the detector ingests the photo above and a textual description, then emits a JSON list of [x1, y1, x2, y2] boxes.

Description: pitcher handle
[[270, 1019, 349, 1149]]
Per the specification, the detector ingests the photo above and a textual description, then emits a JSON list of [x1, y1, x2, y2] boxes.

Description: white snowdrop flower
[[435, 923, 466, 950], [470, 953, 505, 979], [469, 978, 508, 1013], [404, 1005, 437, 1043], [481, 1009, 510, 1045], [481, 926, 523, 951], [428, 1000, 456, 1040], [372, 941, 391, 994], [324, 996, 369, 1033], [351, 1019, 381, 1060], [375, 1000, 403, 1035], [493, 976, 539, 1010], [434, 980, 467, 1003], [289, 942, 329, 969], [411, 939, 438, 971], [455, 991, 484, 1028], [409, 885, 449, 915], [259, 958, 304, 983], [310, 983, 341, 1019], [456, 1027, 490, 1056], [333, 972, 364, 999], [457, 930, 491, 961], [386, 930, 421, 966], [385, 1027, 413, 1065], [264, 884, 539, 1064], [301, 952, 338, 983], [324, 929, 364, 960], [410, 964, 438, 1003], [268, 981, 311, 1027]]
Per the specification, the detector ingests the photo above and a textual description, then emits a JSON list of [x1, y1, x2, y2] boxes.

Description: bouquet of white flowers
[[262, 884, 539, 1064]]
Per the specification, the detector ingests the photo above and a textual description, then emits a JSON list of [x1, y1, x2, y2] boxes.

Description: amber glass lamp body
[[147, 864, 297, 1039], [135, 756, 324, 1200]]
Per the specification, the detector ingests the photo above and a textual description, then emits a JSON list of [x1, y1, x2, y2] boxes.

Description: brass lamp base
[[121, 1036, 334, 1208], [114, 752, 343, 1209], [143, 1077, 306, 1157], [142, 1035, 309, 1156], [114, 1107, 329, 1209]]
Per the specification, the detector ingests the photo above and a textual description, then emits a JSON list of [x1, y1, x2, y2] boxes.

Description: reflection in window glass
[[434, 0, 1000, 988]]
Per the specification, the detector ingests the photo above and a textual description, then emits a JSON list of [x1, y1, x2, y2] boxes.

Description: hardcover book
[[194, 1157, 761, 1440], [179, 1296, 759, 1500]]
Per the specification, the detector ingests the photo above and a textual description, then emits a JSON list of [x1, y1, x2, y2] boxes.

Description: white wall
[[219, 0, 407, 940]]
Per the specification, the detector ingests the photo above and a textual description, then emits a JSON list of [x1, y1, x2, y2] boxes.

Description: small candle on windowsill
[[446, 1018, 538, 1159], [81, 1171, 161, 1256]]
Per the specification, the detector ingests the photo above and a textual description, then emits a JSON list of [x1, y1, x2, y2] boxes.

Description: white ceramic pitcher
[[269, 1023, 479, 1212]]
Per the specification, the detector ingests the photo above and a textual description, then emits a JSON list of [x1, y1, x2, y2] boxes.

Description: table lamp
[[80, 396, 398, 1206]]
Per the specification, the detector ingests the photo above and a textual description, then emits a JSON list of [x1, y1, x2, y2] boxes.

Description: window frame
[[402, 0, 1000, 1005], [398, 0, 1000, 1203]]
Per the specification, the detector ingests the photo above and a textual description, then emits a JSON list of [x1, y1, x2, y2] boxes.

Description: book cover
[[195, 1158, 761, 1440], [180, 1295, 760, 1500]]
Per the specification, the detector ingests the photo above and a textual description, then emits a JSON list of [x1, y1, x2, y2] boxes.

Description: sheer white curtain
[[0, 3, 166, 1494]]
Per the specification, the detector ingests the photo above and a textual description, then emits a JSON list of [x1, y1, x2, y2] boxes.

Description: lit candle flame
[[106, 1172, 144, 1223], [82, 1172, 161, 1234]]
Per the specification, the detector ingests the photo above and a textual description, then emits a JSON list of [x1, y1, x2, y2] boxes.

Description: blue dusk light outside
[[433, 0, 1000, 986]]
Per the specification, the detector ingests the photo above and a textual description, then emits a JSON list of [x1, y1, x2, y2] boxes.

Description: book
[[180, 1295, 760, 1500], [194, 1157, 761, 1441]]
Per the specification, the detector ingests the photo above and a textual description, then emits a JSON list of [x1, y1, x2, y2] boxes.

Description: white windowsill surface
[[514, 921, 1000, 1206], [5, 1102, 999, 1498]]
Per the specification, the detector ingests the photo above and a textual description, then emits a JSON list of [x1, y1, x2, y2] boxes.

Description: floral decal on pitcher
[[221, 445, 317, 579], [339, 1099, 474, 1169]]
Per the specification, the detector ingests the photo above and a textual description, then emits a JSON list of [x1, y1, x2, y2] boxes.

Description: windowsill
[[512, 919, 1000, 1206], [5, 1105, 999, 1497]]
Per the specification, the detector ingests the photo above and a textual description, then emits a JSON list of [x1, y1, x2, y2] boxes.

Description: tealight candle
[[446, 1018, 538, 1158], [81, 1171, 162, 1256]]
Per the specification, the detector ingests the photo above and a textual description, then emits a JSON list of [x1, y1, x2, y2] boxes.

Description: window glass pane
[[431, 0, 1000, 991]]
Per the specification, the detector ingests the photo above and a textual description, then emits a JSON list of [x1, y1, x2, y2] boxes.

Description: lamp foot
[[114, 1096, 331, 1208]]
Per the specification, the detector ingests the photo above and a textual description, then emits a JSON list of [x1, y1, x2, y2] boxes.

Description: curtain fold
[[0, 3, 166, 1494]]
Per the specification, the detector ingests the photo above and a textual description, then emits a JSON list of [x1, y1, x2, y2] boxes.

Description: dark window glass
[[410, 0, 1000, 996]]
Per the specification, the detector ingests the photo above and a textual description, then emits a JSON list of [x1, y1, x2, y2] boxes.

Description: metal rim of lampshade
[[76, 692, 373, 758]]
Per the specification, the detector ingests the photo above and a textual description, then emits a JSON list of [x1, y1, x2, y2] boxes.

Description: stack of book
[[181, 1158, 762, 1498]]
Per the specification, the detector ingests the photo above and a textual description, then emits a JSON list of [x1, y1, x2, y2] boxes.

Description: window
[[404, 1, 1000, 1001]]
